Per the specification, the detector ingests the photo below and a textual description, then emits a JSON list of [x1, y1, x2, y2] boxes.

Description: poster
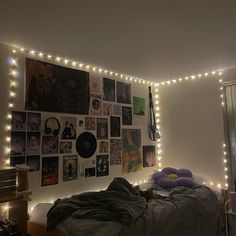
[[11, 111, 26, 131], [25, 58, 90, 114], [63, 155, 78, 181], [96, 155, 109, 177], [90, 94, 102, 116], [122, 106, 132, 125], [79, 159, 95, 177], [42, 136, 59, 154], [110, 139, 121, 165], [117, 81, 131, 104], [10, 131, 26, 155], [59, 141, 72, 154], [26, 132, 40, 155], [133, 96, 145, 116], [103, 78, 115, 102], [85, 117, 96, 130], [143, 146, 156, 167], [99, 141, 108, 153], [110, 116, 120, 137], [41, 156, 59, 187], [103, 103, 113, 116], [112, 104, 121, 116], [90, 74, 101, 94], [26, 155, 40, 171], [60, 117, 77, 140], [27, 112, 41, 131], [85, 167, 96, 177], [122, 129, 142, 173], [97, 118, 108, 139]]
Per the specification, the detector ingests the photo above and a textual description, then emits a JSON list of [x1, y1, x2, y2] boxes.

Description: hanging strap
[[149, 86, 160, 141]]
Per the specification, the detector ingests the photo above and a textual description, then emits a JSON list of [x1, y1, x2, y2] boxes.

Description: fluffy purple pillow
[[178, 168, 193, 178], [162, 167, 178, 175]]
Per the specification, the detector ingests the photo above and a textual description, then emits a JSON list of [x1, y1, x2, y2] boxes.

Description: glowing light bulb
[[39, 52, 43, 57], [30, 50, 35, 55], [56, 57, 61, 61], [47, 55, 52, 59], [64, 59, 68, 64], [79, 63, 83, 68], [204, 72, 209, 76]]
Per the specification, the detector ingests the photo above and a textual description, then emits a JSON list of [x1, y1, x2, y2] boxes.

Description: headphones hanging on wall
[[44, 117, 61, 136]]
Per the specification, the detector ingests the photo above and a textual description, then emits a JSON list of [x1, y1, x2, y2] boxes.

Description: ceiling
[[1, 0, 236, 82]]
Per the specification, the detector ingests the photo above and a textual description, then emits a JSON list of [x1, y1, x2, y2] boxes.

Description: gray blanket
[[54, 184, 220, 236], [47, 177, 146, 231]]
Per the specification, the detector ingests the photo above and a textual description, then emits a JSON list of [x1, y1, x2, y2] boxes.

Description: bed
[[28, 177, 220, 236]]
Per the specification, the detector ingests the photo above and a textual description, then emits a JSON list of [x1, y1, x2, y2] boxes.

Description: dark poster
[[103, 78, 115, 102], [110, 116, 120, 137], [96, 155, 109, 177], [25, 58, 90, 114], [122, 106, 132, 125], [117, 81, 131, 104], [97, 118, 108, 139], [63, 155, 78, 181]]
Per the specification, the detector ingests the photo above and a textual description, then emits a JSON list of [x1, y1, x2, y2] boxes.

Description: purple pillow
[[177, 177, 194, 187], [162, 167, 178, 176], [178, 168, 193, 178]]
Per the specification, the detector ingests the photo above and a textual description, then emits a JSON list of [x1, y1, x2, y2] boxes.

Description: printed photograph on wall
[[43, 117, 60, 136], [112, 104, 121, 116], [26, 132, 40, 155], [63, 155, 78, 181], [103, 103, 113, 116], [90, 74, 101, 94], [90, 94, 102, 116], [122, 106, 132, 125], [110, 139, 121, 165], [133, 96, 145, 116], [10, 156, 25, 167], [26, 155, 40, 171], [143, 145, 156, 167], [85, 167, 96, 177], [117, 81, 131, 104], [79, 159, 95, 177], [42, 136, 59, 154], [41, 156, 59, 187], [110, 116, 120, 137], [60, 117, 77, 140], [59, 141, 72, 154], [25, 58, 90, 114], [10, 131, 26, 155], [96, 155, 109, 177], [103, 78, 115, 102], [27, 112, 41, 131], [122, 129, 142, 173], [99, 141, 108, 153], [11, 111, 26, 131], [85, 117, 96, 130], [97, 118, 108, 139]]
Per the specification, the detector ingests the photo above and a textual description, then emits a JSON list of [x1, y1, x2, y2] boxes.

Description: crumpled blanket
[[47, 177, 147, 231]]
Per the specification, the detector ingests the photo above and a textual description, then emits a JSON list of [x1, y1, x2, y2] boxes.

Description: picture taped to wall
[[103, 103, 113, 116], [85, 167, 96, 177], [99, 141, 108, 153], [79, 159, 95, 177], [26, 132, 40, 155], [85, 117, 96, 130], [122, 106, 132, 125], [10, 131, 26, 156], [97, 118, 108, 139], [59, 141, 72, 154], [110, 139, 121, 165], [96, 155, 109, 177], [143, 145, 156, 167], [122, 129, 142, 173], [103, 78, 115, 102], [10, 156, 25, 167], [11, 111, 26, 131], [42, 136, 59, 154], [61, 117, 77, 140], [26, 155, 40, 172], [90, 94, 102, 116], [41, 156, 59, 187], [133, 96, 145, 116], [27, 112, 41, 131], [112, 104, 121, 116], [43, 117, 61, 136], [25, 58, 90, 114], [117, 81, 131, 104], [90, 74, 101, 94], [63, 155, 78, 181], [110, 116, 120, 137]]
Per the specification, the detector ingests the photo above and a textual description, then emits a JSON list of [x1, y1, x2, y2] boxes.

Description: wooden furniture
[[0, 167, 30, 236]]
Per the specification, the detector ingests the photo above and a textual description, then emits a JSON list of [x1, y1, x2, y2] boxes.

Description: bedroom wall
[[0, 44, 158, 210], [158, 75, 226, 188]]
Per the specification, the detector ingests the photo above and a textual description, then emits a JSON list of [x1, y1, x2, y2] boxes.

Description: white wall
[[0, 44, 157, 210], [159, 76, 225, 186]]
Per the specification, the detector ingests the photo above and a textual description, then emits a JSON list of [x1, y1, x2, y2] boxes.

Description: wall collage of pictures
[[9, 58, 156, 187]]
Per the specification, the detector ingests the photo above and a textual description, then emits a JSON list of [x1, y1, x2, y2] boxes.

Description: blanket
[[47, 177, 146, 231]]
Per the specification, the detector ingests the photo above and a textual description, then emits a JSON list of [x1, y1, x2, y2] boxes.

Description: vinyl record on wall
[[76, 132, 97, 158]]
